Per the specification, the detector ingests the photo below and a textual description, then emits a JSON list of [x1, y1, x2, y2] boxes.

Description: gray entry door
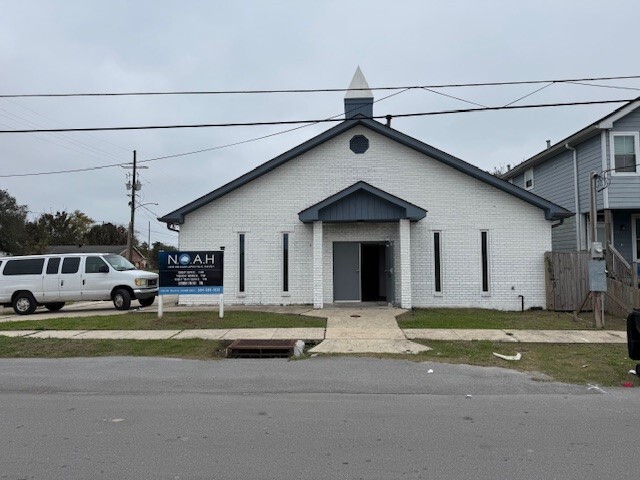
[[385, 241, 395, 305], [333, 242, 360, 301]]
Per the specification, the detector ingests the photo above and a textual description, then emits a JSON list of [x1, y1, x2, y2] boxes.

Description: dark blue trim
[[298, 181, 427, 223], [158, 117, 572, 224]]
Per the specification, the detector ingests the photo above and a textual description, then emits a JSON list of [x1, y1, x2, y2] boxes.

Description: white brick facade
[[177, 125, 552, 311]]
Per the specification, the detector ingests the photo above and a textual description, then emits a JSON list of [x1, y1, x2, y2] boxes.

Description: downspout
[[565, 144, 581, 250]]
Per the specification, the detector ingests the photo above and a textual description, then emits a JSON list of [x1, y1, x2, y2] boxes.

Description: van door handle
[[82, 279, 85, 286], [60, 280, 64, 287]]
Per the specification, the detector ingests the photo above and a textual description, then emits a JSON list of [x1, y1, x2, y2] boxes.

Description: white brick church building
[[159, 69, 570, 310]]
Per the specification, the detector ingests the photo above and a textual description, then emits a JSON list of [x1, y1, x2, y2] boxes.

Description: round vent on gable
[[350, 135, 369, 154]]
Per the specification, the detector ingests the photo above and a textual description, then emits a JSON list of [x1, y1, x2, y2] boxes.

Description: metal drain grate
[[226, 339, 296, 358]]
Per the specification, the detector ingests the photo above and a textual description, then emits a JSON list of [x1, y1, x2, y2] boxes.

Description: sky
[[2, 0, 640, 248]]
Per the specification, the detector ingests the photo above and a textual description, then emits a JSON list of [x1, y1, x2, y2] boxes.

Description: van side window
[[46, 258, 61, 274], [61, 257, 80, 274], [3, 259, 45, 275], [85, 256, 107, 273]]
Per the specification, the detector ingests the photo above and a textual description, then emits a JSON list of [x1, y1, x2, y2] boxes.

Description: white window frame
[[610, 132, 640, 176], [524, 168, 534, 190]]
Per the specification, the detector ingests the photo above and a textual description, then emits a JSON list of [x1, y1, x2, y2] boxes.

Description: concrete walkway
[[304, 307, 431, 354]]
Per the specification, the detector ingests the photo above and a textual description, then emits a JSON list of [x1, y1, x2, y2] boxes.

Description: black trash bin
[[627, 311, 640, 361]]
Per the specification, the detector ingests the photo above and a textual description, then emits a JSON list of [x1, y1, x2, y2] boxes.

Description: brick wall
[[178, 125, 551, 310]]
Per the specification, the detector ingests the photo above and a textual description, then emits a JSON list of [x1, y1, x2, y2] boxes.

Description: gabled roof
[[298, 181, 427, 223], [503, 97, 640, 180], [158, 116, 572, 224]]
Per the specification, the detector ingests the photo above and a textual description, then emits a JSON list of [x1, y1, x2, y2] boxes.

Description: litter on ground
[[492, 352, 522, 361]]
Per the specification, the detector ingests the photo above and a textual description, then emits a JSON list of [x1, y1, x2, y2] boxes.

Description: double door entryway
[[332, 242, 394, 304]]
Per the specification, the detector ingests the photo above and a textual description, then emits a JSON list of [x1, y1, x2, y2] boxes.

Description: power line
[[1, 97, 636, 179], [0, 87, 412, 178], [2, 75, 640, 98], [0, 98, 634, 136], [503, 82, 555, 107]]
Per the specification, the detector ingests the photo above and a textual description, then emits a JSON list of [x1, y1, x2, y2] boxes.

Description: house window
[[238, 233, 245, 293], [524, 168, 534, 189], [433, 231, 442, 294], [282, 233, 289, 293], [481, 231, 490, 293], [612, 133, 638, 174]]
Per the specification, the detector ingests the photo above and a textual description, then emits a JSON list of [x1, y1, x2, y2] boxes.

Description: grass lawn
[[397, 308, 627, 331], [0, 310, 326, 331], [0, 336, 637, 387], [409, 340, 640, 387], [0, 337, 228, 359]]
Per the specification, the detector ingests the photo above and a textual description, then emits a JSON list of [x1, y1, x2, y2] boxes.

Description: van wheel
[[113, 289, 131, 310], [139, 297, 155, 307], [45, 302, 65, 312], [13, 292, 37, 315]]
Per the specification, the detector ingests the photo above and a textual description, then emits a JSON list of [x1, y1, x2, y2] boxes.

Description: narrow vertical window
[[282, 233, 289, 292], [433, 232, 442, 293], [239, 233, 245, 293], [481, 231, 489, 293]]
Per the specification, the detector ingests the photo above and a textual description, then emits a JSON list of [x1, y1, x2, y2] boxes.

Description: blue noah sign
[[158, 251, 224, 295]]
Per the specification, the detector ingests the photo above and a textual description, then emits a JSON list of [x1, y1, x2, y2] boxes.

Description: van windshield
[[103, 255, 137, 271]]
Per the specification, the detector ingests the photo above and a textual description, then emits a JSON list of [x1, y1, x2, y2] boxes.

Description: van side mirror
[[98, 265, 109, 273]]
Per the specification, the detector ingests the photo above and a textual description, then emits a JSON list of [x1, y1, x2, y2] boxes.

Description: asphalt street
[[1, 357, 639, 479]]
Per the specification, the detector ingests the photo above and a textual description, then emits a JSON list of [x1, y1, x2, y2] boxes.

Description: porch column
[[399, 218, 412, 309], [313, 220, 324, 309]]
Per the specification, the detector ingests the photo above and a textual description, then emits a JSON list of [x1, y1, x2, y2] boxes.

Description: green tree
[[148, 241, 177, 270], [25, 210, 94, 253], [84, 222, 129, 245], [0, 189, 28, 255]]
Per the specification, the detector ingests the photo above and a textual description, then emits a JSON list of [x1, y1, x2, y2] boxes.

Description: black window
[[433, 232, 441, 293], [85, 256, 107, 273], [3, 258, 45, 276], [350, 135, 369, 154], [481, 231, 489, 293], [239, 233, 245, 293], [61, 257, 80, 274], [283, 233, 289, 292], [46, 257, 61, 274]]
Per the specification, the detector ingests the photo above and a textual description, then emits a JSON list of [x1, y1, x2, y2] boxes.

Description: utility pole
[[126, 150, 138, 262], [589, 171, 605, 329]]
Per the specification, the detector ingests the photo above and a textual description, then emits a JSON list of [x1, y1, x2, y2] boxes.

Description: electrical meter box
[[591, 241, 604, 259]]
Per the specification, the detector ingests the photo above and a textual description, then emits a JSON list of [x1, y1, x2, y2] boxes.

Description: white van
[[0, 253, 158, 315]]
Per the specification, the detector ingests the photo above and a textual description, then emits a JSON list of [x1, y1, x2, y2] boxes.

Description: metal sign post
[[157, 251, 224, 319]]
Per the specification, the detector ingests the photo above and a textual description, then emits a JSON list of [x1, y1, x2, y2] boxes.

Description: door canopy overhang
[[299, 181, 427, 223]]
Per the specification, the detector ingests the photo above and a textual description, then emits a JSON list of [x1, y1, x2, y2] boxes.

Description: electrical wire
[[0, 98, 634, 137], [2, 75, 640, 98], [420, 87, 488, 108], [0, 87, 412, 177], [503, 82, 555, 107]]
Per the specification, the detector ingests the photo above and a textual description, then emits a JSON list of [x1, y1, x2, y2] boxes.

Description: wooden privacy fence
[[545, 249, 640, 316], [606, 279, 640, 318], [545, 251, 590, 311]]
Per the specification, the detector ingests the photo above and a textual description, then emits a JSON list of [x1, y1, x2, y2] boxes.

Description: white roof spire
[[345, 66, 373, 99]]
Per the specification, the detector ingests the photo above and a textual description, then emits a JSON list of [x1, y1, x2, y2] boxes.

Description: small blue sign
[[159, 286, 223, 295]]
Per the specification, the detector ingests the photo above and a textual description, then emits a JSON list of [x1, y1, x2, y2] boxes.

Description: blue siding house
[[503, 97, 640, 274]]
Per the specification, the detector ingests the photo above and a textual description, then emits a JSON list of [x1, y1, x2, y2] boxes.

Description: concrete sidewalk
[[0, 327, 627, 344], [0, 303, 629, 353]]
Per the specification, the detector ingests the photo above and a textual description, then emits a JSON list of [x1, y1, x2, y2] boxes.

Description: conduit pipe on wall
[[565, 143, 581, 250]]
